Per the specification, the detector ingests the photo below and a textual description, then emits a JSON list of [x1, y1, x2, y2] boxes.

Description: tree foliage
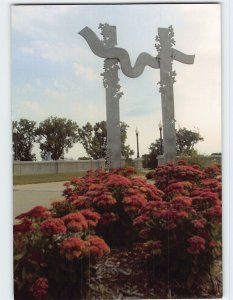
[[147, 127, 204, 166], [176, 127, 204, 155], [12, 119, 37, 161], [78, 121, 134, 160], [36, 116, 79, 160]]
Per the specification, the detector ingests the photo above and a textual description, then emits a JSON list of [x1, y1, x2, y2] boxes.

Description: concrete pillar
[[134, 157, 143, 171]]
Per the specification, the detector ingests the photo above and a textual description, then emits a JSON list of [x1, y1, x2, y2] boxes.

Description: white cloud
[[19, 47, 35, 55], [45, 88, 64, 99], [74, 62, 98, 80], [16, 100, 47, 122], [36, 79, 41, 86]]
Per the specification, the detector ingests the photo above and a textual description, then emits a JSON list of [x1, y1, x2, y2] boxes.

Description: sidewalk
[[13, 182, 65, 220]]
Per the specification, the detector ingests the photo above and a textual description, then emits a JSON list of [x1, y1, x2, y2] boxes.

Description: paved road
[[13, 182, 65, 220]]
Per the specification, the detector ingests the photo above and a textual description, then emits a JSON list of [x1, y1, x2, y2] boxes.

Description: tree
[[78, 121, 134, 160], [143, 139, 161, 169], [12, 119, 37, 161], [176, 127, 204, 155], [36, 116, 79, 160], [146, 127, 204, 167]]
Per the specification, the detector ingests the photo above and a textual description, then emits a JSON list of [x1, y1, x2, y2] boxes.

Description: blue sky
[[11, 3, 221, 159]]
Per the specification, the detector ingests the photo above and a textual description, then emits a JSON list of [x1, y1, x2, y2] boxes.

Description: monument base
[[157, 155, 165, 166], [121, 156, 126, 167], [133, 157, 143, 171]]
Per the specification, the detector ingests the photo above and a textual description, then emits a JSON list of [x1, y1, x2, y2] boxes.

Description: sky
[[11, 3, 221, 160]]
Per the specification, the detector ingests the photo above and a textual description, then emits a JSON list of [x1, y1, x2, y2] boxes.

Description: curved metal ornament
[[79, 26, 160, 78]]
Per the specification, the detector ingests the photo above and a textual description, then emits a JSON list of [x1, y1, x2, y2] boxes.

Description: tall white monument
[[79, 24, 195, 166]]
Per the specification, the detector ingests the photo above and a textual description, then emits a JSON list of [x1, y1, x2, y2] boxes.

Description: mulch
[[84, 245, 222, 299]]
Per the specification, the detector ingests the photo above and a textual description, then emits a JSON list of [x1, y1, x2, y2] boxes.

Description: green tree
[[12, 119, 37, 161], [36, 116, 79, 160], [78, 121, 134, 160], [176, 127, 204, 155], [146, 127, 204, 167], [143, 139, 161, 169]]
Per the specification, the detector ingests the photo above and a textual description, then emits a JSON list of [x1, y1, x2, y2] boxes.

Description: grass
[[13, 172, 86, 185], [13, 169, 147, 185]]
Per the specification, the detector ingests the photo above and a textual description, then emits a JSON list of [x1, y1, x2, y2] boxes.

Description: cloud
[[19, 47, 35, 55], [45, 88, 64, 99], [15, 100, 47, 122], [74, 63, 98, 80], [11, 4, 221, 157]]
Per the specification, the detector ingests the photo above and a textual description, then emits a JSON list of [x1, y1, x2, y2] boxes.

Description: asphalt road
[[13, 182, 65, 221]]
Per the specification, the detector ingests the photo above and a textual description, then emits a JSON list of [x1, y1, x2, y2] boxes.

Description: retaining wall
[[13, 159, 106, 176], [157, 155, 221, 167]]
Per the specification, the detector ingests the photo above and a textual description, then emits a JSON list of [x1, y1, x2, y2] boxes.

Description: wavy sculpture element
[[79, 27, 160, 78]]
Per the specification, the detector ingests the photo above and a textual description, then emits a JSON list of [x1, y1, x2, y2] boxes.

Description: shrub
[[14, 207, 109, 299], [133, 161, 222, 288], [59, 169, 164, 246]]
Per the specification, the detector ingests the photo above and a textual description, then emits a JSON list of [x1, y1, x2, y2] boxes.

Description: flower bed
[[59, 168, 163, 246], [134, 161, 222, 288], [14, 164, 222, 298], [14, 206, 109, 299]]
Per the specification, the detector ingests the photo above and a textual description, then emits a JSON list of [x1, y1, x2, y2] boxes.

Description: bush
[[133, 161, 222, 287], [60, 168, 163, 246], [14, 206, 109, 299], [14, 164, 222, 297]]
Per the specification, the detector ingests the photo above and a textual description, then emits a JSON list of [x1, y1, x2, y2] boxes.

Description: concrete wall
[[13, 159, 106, 176], [157, 155, 221, 167]]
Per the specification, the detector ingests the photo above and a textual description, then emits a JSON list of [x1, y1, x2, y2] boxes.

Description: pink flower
[[16, 206, 50, 219], [31, 277, 48, 298], [171, 196, 192, 209], [40, 218, 67, 234], [60, 237, 86, 260], [13, 218, 32, 233], [84, 235, 110, 257], [79, 209, 100, 227], [133, 215, 150, 226], [105, 174, 131, 187], [62, 212, 88, 232], [187, 235, 206, 254], [191, 218, 207, 229]]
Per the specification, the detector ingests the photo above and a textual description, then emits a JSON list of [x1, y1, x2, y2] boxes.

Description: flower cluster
[[153, 161, 205, 190], [14, 191, 109, 299], [31, 277, 48, 299], [133, 161, 222, 286], [60, 237, 86, 260], [57, 169, 164, 246], [40, 218, 67, 234], [84, 235, 110, 257], [187, 235, 206, 255], [16, 206, 50, 220], [60, 235, 110, 260], [62, 212, 88, 232], [79, 209, 100, 227], [13, 218, 32, 234]]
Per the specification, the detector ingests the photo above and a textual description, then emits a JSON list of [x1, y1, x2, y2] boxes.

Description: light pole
[[13, 126, 18, 160], [135, 127, 139, 158], [158, 121, 163, 155], [97, 127, 103, 158]]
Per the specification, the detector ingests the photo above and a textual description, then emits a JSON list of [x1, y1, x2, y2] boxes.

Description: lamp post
[[97, 127, 103, 158], [158, 121, 163, 155], [135, 127, 139, 158], [13, 126, 18, 160]]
